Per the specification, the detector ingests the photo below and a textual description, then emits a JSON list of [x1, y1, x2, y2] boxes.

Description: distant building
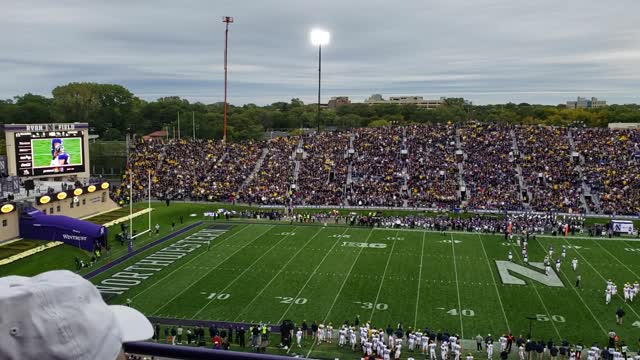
[[364, 94, 468, 109], [566, 97, 607, 109], [327, 96, 351, 110], [608, 122, 640, 129]]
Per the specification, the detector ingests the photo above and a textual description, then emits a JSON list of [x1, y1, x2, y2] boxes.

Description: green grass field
[[88, 219, 640, 359], [3, 202, 640, 359], [0, 240, 45, 260], [32, 137, 82, 167]]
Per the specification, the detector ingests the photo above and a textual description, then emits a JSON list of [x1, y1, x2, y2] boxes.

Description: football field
[[32, 137, 82, 167], [90, 222, 640, 358]]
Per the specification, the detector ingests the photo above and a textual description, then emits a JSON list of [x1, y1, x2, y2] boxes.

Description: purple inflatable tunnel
[[20, 208, 107, 252]]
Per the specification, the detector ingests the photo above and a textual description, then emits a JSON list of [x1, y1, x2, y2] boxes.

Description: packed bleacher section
[[241, 136, 297, 205], [115, 124, 640, 216], [515, 126, 583, 213], [406, 124, 459, 208], [461, 123, 521, 211], [347, 127, 405, 207], [573, 128, 640, 215], [295, 132, 349, 206]]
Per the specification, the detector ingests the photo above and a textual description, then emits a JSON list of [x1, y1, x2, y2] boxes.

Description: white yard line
[[591, 240, 639, 278], [368, 230, 399, 321], [230, 227, 326, 322], [449, 233, 465, 338], [477, 235, 510, 332], [305, 228, 375, 359], [560, 237, 640, 319], [132, 224, 254, 301], [508, 241, 562, 339], [277, 227, 350, 324], [150, 225, 277, 316], [413, 231, 426, 329], [532, 238, 607, 336]]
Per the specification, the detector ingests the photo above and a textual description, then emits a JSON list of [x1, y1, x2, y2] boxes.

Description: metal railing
[[124, 342, 298, 360]]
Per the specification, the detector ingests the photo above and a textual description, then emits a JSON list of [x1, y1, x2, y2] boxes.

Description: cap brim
[[110, 305, 154, 343]]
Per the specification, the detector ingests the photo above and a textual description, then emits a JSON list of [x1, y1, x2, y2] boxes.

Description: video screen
[[15, 131, 86, 177]]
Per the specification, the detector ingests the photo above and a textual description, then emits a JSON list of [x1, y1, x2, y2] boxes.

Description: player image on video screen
[[49, 138, 71, 173]]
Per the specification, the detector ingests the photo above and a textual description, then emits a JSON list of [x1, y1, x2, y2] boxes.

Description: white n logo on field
[[495, 261, 564, 288]]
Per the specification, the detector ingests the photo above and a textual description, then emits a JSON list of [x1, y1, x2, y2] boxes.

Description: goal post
[[128, 169, 152, 240]]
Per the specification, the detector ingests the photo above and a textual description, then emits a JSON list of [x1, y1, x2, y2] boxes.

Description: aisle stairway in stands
[[567, 128, 599, 214], [510, 128, 531, 210], [344, 134, 355, 206], [292, 137, 304, 184], [241, 148, 269, 189], [401, 126, 409, 207], [455, 127, 467, 206]]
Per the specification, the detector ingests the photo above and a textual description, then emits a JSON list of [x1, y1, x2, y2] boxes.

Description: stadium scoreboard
[[4, 123, 91, 179]]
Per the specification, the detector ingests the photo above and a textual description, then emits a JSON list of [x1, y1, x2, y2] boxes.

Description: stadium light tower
[[310, 29, 330, 132], [222, 16, 234, 144]]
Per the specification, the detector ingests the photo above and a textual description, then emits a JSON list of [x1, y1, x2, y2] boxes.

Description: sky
[[2, 0, 639, 105]]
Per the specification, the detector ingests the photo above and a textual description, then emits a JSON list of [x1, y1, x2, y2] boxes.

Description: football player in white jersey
[[549, 244, 554, 257], [487, 341, 494, 360], [408, 333, 416, 352], [624, 283, 631, 302], [569, 348, 577, 360], [338, 327, 346, 347], [605, 288, 612, 305], [571, 258, 578, 271], [349, 328, 357, 351], [467, 353, 474, 360], [296, 328, 303, 348], [561, 245, 567, 258], [499, 335, 507, 352], [395, 343, 403, 360], [450, 335, 458, 347], [429, 340, 437, 360], [383, 346, 391, 360], [317, 324, 324, 344], [590, 345, 600, 360], [453, 340, 462, 360], [441, 341, 449, 360], [326, 323, 333, 344], [555, 258, 561, 272], [545, 264, 551, 275], [421, 335, 430, 354], [508, 251, 513, 262], [364, 340, 373, 356], [519, 343, 525, 360]]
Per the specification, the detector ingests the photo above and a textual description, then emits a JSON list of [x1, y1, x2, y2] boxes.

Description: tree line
[[1, 82, 639, 141]]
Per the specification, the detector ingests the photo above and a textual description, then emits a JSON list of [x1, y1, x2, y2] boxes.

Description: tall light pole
[[222, 16, 234, 144], [310, 29, 330, 132]]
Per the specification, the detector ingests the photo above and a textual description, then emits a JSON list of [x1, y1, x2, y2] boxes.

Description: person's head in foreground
[[0, 270, 153, 360]]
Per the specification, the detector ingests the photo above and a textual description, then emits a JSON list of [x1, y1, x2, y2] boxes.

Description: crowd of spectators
[[406, 124, 460, 208], [295, 132, 349, 206], [114, 124, 640, 216], [573, 128, 640, 215], [241, 136, 297, 205], [348, 127, 405, 207], [461, 123, 521, 211], [515, 126, 583, 213]]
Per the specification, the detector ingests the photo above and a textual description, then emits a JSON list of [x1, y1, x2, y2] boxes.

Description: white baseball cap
[[0, 270, 153, 360]]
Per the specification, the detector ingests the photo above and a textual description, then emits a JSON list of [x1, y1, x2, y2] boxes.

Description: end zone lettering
[[95, 228, 227, 295]]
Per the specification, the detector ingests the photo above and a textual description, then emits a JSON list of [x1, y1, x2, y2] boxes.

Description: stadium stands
[[114, 124, 640, 216]]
